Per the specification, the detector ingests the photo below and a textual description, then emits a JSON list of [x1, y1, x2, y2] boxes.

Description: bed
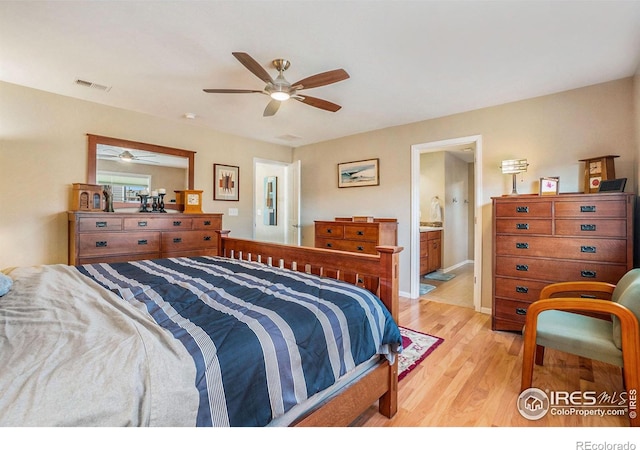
[[0, 231, 403, 427]]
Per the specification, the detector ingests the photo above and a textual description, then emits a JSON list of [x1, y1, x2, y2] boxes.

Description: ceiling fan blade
[[203, 89, 263, 94], [291, 69, 349, 90], [294, 95, 342, 112], [232, 52, 274, 84], [263, 99, 281, 117]]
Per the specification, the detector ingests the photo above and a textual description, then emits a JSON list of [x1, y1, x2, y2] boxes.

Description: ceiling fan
[[97, 148, 156, 162], [203, 52, 350, 117]]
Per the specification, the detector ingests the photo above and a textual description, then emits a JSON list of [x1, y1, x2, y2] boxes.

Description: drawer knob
[[203, 236, 211, 241], [581, 270, 596, 278], [515, 286, 529, 293], [516, 223, 529, 230], [326, 228, 332, 233], [95, 241, 107, 248], [173, 237, 182, 243], [173, 221, 182, 226], [515, 242, 529, 249], [515, 307, 527, 315], [516, 206, 529, 213], [137, 221, 147, 227], [357, 246, 364, 251], [356, 230, 364, 236], [204, 220, 211, 226], [326, 243, 333, 248], [95, 221, 107, 228], [581, 224, 597, 231], [580, 245, 596, 253], [138, 239, 148, 245], [516, 264, 528, 271], [580, 205, 596, 213]]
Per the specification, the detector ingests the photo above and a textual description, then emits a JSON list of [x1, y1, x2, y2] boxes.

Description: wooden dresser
[[68, 211, 223, 265], [314, 217, 398, 255], [420, 230, 442, 275], [492, 192, 635, 332]]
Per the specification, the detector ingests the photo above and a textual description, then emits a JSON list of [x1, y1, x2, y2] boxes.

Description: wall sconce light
[[501, 159, 529, 195]]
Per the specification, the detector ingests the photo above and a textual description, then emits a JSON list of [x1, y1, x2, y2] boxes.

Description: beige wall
[[2, 77, 637, 311], [0, 81, 292, 269], [294, 77, 637, 307]]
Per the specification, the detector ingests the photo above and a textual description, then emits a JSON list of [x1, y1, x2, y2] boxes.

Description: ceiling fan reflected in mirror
[[97, 147, 157, 163], [203, 52, 350, 117]]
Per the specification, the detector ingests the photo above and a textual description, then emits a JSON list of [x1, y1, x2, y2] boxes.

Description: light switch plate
[[228, 208, 238, 216]]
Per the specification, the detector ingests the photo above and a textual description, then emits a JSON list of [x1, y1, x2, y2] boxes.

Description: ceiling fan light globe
[[270, 91, 290, 101]]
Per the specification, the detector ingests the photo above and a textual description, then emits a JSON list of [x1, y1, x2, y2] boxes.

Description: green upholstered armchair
[[520, 268, 640, 427]]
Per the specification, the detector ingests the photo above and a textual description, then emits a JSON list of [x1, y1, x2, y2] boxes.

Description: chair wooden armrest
[[539, 281, 616, 299]]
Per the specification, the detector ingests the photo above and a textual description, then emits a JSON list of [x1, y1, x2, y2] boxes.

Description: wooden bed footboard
[[216, 230, 403, 426]]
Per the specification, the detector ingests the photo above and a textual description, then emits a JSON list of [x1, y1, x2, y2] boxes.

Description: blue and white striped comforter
[[77, 256, 402, 427]]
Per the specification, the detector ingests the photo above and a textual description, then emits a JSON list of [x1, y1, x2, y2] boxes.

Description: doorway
[[253, 158, 301, 245], [410, 135, 483, 311]]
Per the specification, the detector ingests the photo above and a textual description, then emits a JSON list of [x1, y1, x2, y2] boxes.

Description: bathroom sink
[[420, 226, 443, 232]]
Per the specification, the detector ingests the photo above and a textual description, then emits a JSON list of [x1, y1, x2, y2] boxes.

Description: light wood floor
[[420, 264, 474, 308], [354, 293, 629, 427]]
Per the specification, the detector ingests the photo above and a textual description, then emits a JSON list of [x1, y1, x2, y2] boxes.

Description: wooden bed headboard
[[216, 230, 402, 322]]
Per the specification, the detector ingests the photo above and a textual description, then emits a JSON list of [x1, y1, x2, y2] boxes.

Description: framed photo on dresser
[[539, 177, 559, 196]]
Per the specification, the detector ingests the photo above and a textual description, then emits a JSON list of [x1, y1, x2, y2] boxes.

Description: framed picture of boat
[[338, 158, 379, 188]]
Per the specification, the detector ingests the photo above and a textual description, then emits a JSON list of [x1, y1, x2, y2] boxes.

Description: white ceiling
[[2, 1, 640, 148]]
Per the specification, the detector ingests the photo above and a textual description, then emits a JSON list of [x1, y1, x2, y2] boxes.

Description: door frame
[[253, 158, 300, 245], [410, 135, 483, 311]]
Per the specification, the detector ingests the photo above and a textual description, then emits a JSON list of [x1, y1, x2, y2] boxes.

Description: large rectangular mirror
[[87, 134, 195, 211]]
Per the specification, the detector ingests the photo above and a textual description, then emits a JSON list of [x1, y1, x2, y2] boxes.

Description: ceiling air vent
[[276, 134, 302, 142], [75, 79, 112, 92]]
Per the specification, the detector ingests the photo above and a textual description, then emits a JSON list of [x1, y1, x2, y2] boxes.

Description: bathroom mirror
[[264, 176, 277, 226], [87, 134, 195, 211]]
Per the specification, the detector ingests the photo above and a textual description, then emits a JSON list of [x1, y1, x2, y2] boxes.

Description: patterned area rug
[[398, 326, 444, 381]]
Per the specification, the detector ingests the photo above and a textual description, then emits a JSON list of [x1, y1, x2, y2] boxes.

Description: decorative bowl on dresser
[[68, 211, 223, 265], [492, 192, 634, 332], [314, 217, 398, 255]]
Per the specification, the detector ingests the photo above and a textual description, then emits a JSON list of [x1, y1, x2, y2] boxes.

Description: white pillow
[[0, 272, 12, 296]]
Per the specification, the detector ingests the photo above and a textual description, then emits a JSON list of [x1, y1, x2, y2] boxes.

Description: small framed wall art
[[338, 158, 379, 188], [213, 164, 239, 201], [539, 177, 559, 196]]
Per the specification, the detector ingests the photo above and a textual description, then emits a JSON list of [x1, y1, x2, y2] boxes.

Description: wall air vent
[[74, 79, 112, 92]]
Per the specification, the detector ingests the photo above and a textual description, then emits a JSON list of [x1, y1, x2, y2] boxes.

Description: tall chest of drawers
[[314, 218, 398, 255], [492, 193, 635, 332], [68, 211, 223, 265]]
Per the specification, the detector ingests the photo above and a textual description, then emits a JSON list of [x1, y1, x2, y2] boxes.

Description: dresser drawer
[[555, 219, 627, 238], [495, 235, 627, 263], [193, 216, 222, 230], [495, 218, 552, 235], [315, 224, 344, 239], [124, 217, 193, 231], [162, 231, 217, 252], [78, 217, 123, 232], [495, 255, 628, 283], [494, 201, 552, 218], [315, 238, 377, 254], [79, 232, 161, 257], [555, 200, 627, 218], [494, 276, 548, 303], [344, 224, 378, 241], [494, 298, 530, 327]]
